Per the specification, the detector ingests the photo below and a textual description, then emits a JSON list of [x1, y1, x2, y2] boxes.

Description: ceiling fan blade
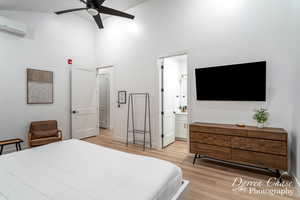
[[97, 0, 106, 5], [93, 14, 104, 29], [92, 0, 106, 9], [99, 6, 135, 19], [55, 8, 87, 15], [79, 0, 87, 4]]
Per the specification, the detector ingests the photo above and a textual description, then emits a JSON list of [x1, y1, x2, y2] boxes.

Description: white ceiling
[[0, 0, 147, 14]]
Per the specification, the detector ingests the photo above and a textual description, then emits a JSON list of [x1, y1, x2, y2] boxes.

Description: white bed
[[0, 139, 188, 200]]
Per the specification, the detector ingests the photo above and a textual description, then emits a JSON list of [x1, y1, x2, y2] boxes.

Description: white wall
[[291, 65, 300, 180], [96, 0, 297, 149], [0, 11, 96, 151], [290, 0, 300, 181]]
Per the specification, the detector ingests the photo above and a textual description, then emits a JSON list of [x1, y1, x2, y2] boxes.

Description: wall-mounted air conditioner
[[0, 16, 27, 37]]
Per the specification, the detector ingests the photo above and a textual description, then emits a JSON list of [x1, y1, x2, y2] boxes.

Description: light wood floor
[[84, 129, 299, 200]]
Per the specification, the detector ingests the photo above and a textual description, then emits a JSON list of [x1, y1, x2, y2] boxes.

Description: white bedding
[[0, 139, 182, 200]]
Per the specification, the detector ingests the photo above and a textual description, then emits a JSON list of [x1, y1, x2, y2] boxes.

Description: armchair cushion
[[30, 137, 62, 147], [31, 129, 59, 140]]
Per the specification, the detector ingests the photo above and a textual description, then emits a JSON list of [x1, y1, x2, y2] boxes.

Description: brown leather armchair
[[28, 120, 62, 147]]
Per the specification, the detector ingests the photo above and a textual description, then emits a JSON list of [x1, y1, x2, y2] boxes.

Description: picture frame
[[118, 91, 127, 106], [27, 68, 54, 104]]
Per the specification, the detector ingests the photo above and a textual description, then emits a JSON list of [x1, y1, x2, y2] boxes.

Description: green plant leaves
[[253, 108, 269, 124]]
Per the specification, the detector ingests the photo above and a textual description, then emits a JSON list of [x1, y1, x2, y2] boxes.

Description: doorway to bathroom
[[97, 66, 115, 137], [159, 54, 188, 149]]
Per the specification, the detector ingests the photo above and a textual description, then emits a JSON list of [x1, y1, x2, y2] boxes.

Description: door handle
[[72, 110, 78, 114]]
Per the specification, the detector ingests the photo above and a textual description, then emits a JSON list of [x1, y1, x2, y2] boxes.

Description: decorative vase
[[257, 123, 264, 128]]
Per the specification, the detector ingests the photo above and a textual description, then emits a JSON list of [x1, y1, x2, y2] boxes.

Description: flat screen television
[[195, 61, 266, 101]]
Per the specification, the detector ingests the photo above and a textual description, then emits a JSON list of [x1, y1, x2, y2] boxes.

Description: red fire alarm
[[67, 59, 73, 65]]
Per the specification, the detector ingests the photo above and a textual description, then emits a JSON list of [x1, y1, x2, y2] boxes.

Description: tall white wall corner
[[0, 16, 27, 37]]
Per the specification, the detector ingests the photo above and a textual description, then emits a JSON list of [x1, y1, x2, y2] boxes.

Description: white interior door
[[71, 67, 98, 139], [99, 74, 110, 129], [162, 60, 177, 148]]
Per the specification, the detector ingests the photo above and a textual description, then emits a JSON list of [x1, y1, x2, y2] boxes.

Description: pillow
[[31, 129, 59, 140]]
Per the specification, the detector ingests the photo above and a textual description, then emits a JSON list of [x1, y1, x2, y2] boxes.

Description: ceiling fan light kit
[[87, 8, 99, 16], [55, 0, 135, 29]]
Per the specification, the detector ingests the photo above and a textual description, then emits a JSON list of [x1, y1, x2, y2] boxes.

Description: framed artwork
[[27, 68, 53, 104], [118, 91, 127, 106]]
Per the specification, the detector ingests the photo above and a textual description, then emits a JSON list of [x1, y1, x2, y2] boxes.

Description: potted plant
[[253, 108, 269, 128]]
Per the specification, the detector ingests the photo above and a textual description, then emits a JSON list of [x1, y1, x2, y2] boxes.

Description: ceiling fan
[[55, 0, 135, 29]]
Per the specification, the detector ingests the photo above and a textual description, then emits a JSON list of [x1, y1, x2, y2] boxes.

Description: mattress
[[0, 139, 182, 200]]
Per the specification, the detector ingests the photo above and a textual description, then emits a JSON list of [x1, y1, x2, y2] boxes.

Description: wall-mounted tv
[[195, 61, 266, 101]]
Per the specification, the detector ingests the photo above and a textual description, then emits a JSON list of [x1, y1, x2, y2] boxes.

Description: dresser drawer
[[232, 149, 287, 170], [190, 143, 231, 161], [190, 125, 217, 133], [247, 131, 287, 141], [231, 137, 287, 155], [190, 132, 230, 147], [189, 125, 247, 136], [214, 128, 247, 136]]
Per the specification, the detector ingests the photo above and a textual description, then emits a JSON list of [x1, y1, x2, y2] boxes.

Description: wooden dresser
[[190, 122, 288, 171]]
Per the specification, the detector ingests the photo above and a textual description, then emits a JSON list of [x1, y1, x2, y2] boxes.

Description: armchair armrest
[[58, 130, 63, 139], [28, 132, 33, 147]]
